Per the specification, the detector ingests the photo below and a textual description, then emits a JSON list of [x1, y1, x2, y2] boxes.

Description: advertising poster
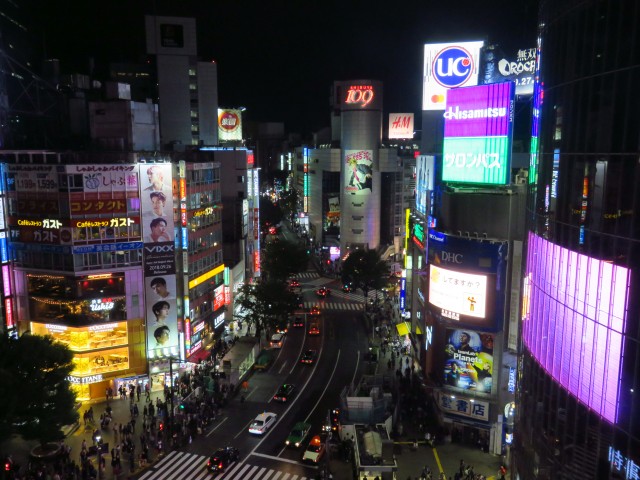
[[480, 46, 536, 96], [325, 196, 340, 230], [344, 150, 373, 195], [444, 328, 494, 393], [65, 165, 139, 196], [415, 155, 435, 216], [140, 163, 178, 358]]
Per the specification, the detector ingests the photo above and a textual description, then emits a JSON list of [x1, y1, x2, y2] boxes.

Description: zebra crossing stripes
[[303, 301, 364, 311], [293, 272, 319, 279], [140, 451, 311, 480]]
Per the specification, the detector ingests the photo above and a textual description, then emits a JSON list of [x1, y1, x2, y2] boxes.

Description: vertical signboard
[[415, 156, 435, 216], [218, 109, 243, 141], [442, 82, 515, 185], [140, 164, 179, 358], [388, 113, 414, 139], [422, 41, 484, 111], [344, 150, 373, 195]]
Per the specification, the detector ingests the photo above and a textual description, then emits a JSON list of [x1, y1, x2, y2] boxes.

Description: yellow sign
[[188, 264, 225, 289]]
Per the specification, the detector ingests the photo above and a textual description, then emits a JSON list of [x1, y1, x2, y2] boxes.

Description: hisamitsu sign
[[442, 82, 514, 185]]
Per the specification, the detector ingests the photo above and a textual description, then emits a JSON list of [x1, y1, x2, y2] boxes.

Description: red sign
[[253, 251, 260, 273], [219, 111, 240, 132], [345, 85, 374, 107], [213, 285, 225, 311], [5, 298, 13, 328], [247, 152, 254, 167]]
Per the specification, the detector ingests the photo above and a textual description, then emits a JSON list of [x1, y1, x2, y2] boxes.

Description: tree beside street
[[341, 249, 389, 306], [233, 280, 299, 341], [0, 334, 78, 446], [261, 238, 308, 281]]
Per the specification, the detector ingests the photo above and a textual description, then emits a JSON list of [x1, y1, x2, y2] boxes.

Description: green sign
[[442, 136, 510, 184]]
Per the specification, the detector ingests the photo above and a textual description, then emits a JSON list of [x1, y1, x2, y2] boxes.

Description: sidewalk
[[0, 388, 169, 479]]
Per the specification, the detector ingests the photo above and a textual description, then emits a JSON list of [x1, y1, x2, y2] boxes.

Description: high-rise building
[[1, 151, 224, 401], [145, 16, 218, 148], [515, 0, 640, 478]]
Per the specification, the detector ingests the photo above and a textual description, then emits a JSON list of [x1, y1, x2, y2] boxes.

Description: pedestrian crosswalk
[[303, 301, 363, 311], [293, 272, 320, 279], [139, 451, 312, 480]]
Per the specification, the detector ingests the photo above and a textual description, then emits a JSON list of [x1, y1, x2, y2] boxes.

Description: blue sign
[[399, 278, 406, 311], [434, 46, 475, 88], [72, 242, 143, 254]]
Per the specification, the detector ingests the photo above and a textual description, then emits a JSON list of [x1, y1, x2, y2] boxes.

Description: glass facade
[[516, 0, 640, 478]]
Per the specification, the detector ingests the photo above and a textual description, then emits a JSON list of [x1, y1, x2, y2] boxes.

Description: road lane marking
[[351, 350, 360, 387], [290, 327, 308, 374], [304, 350, 341, 423], [278, 360, 288, 374], [238, 345, 330, 468], [251, 452, 318, 468], [234, 418, 256, 439], [433, 446, 444, 474], [206, 416, 228, 437]]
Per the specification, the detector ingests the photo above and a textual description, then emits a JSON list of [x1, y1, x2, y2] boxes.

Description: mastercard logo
[[431, 94, 445, 104]]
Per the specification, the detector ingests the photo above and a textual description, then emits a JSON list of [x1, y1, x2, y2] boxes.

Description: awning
[[187, 347, 212, 364], [396, 322, 410, 336]]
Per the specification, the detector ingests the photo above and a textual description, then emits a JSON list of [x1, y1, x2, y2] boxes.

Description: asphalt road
[[135, 271, 370, 480]]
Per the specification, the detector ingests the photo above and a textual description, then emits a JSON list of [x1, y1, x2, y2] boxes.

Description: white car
[[248, 412, 278, 435]]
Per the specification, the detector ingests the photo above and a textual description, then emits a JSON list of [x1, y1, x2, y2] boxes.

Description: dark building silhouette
[[515, 0, 640, 478]]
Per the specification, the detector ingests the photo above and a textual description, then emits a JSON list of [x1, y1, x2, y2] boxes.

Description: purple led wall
[[522, 233, 629, 424]]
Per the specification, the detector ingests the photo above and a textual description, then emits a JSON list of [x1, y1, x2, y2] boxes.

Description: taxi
[[302, 435, 326, 463]]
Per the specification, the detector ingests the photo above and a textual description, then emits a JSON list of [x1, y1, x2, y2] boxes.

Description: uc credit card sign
[[422, 41, 484, 111], [442, 82, 515, 185]]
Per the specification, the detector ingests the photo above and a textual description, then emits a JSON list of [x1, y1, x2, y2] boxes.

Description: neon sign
[[345, 85, 374, 107], [193, 207, 213, 217], [89, 298, 115, 312]]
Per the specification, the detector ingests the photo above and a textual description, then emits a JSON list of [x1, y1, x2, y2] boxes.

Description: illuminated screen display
[[442, 82, 514, 185], [522, 233, 629, 424], [444, 328, 494, 393], [429, 264, 487, 318]]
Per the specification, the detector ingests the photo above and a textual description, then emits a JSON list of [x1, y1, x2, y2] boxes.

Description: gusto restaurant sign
[[345, 85, 374, 108]]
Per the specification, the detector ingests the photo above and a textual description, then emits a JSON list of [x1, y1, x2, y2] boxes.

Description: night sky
[[29, 0, 538, 135]]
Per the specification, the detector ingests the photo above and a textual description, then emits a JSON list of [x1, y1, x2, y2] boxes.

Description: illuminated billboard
[[415, 155, 435, 215], [428, 230, 507, 330], [388, 113, 414, 139], [344, 150, 373, 195], [442, 82, 515, 185], [422, 41, 484, 111], [429, 264, 487, 319], [218, 109, 243, 141], [140, 164, 179, 358], [480, 47, 536, 96], [444, 328, 494, 393], [522, 233, 629, 424]]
